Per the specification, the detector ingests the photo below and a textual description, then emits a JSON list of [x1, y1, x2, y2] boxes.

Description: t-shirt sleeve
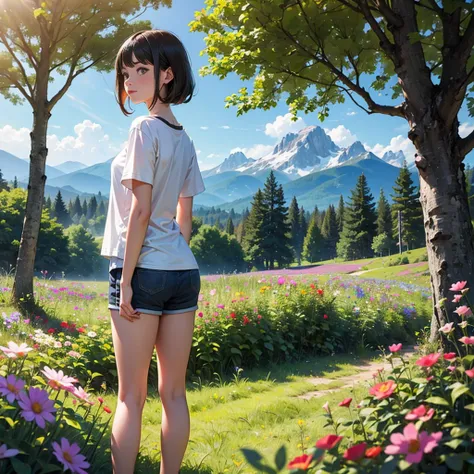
[[179, 151, 206, 198], [121, 125, 157, 190]]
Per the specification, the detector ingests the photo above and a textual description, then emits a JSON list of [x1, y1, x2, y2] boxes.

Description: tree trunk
[[11, 107, 50, 313], [415, 122, 474, 344]]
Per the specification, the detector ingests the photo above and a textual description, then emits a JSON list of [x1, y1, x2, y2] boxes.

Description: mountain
[[325, 141, 367, 168], [382, 150, 406, 167], [48, 172, 111, 196], [53, 161, 87, 174], [17, 181, 97, 202], [237, 126, 340, 177], [0, 149, 65, 181], [201, 152, 255, 178]]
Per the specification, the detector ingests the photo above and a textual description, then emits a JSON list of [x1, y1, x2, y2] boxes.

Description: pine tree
[[97, 200, 106, 216], [13, 176, 18, 189], [336, 195, 345, 233], [89, 196, 98, 218], [321, 204, 339, 259], [302, 218, 323, 262], [73, 196, 83, 218], [298, 207, 307, 261], [318, 209, 326, 230], [288, 196, 301, 264], [260, 171, 293, 269], [391, 162, 424, 250], [225, 217, 234, 235], [337, 174, 377, 259], [82, 199, 88, 219], [45, 196, 52, 211], [214, 217, 221, 229], [243, 189, 266, 269], [53, 191, 72, 227], [0, 169, 10, 192], [376, 189, 393, 253]]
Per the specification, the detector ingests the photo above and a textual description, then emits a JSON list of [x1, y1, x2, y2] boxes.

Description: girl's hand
[[119, 281, 141, 322]]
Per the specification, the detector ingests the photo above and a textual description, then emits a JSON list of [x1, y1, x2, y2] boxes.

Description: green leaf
[[240, 448, 275, 474], [10, 458, 32, 474], [425, 396, 450, 406], [452, 385, 471, 404], [274, 445, 287, 471], [464, 403, 474, 411], [33, 7, 46, 19], [230, 347, 242, 355], [63, 417, 81, 430], [446, 454, 464, 471]]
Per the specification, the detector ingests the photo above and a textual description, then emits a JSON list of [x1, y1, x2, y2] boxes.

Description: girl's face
[[121, 53, 173, 108]]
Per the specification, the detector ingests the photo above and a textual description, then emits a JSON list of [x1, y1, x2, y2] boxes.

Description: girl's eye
[[122, 67, 147, 79]]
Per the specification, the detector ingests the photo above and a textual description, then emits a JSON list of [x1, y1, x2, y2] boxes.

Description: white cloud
[[220, 125, 231, 129], [200, 126, 209, 130], [346, 111, 357, 116], [265, 113, 306, 139], [365, 135, 416, 162], [459, 122, 474, 138], [323, 125, 358, 147], [230, 144, 274, 160], [0, 121, 124, 166]]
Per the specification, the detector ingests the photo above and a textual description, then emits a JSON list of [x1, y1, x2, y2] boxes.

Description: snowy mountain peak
[[382, 150, 406, 168], [202, 151, 255, 177]]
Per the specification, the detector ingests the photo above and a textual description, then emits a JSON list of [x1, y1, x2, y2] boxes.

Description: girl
[[100, 30, 205, 474]]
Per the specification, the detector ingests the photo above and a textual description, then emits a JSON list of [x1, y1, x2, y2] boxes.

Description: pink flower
[[18, 387, 56, 429], [339, 397, 352, 408], [443, 352, 456, 360], [369, 380, 397, 400], [415, 353, 441, 368], [450, 281, 467, 292], [389, 343, 402, 353], [385, 423, 442, 464], [277, 277, 285, 285], [67, 351, 81, 358], [343, 442, 367, 461], [0, 444, 19, 459], [454, 306, 472, 317], [71, 386, 94, 405], [0, 341, 33, 358], [465, 369, 474, 378], [439, 322, 454, 334], [316, 434, 343, 450], [52, 438, 90, 474], [405, 405, 435, 422], [459, 320, 468, 328], [209, 289, 216, 296], [459, 336, 474, 345], [452, 294, 463, 303], [322, 401, 330, 414], [41, 366, 78, 391], [0, 374, 25, 404]]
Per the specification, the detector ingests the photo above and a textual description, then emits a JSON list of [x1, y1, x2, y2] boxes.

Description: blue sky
[[1, 0, 473, 170]]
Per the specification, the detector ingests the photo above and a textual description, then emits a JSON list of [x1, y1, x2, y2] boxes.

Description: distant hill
[[53, 161, 87, 174], [17, 181, 97, 202], [47, 172, 111, 196]]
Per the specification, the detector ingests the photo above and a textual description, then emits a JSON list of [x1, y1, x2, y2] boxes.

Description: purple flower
[[0, 375, 25, 403], [18, 387, 56, 428], [52, 438, 90, 474]]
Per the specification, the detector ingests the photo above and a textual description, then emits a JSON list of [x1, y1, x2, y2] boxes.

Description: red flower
[[343, 442, 367, 461], [310, 283, 315, 289], [47, 328, 56, 334], [323, 314, 328, 319], [78, 327, 85, 333], [242, 315, 250, 325], [60, 322, 69, 328], [365, 446, 383, 458], [405, 404, 435, 422], [97, 397, 104, 404], [443, 352, 456, 360], [315, 434, 343, 450], [103, 406, 112, 414], [338, 397, 352, 408], [369, 380, 397, 400], [287, 454, 313, 471], [416, 352, 441, 368], [466, 369, 474, 378], [388, 343, 402, 353], [317, 289, 324, 296], [230, 312, 236, 319]]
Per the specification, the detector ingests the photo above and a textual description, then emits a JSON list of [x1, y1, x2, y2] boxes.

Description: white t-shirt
[[101, 115, 205, 270]]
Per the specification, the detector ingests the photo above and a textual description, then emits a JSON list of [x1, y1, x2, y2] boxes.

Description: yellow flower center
[[408, 439, 420, 453], [63, 452, 73, 463], [32, 402, 43, 414], [379, 383, 390, 392], [7, 383, 18, 394]]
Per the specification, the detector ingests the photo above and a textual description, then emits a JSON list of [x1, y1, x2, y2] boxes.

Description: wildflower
[[71, 386, 94, 405], [87, 331, 97, 338], [465, 369, 474, 378], [316, 434, 343, 450], [41, 366, 78, 391], [450, 281, 467, 292], [47, 328, 56, 334], [459, 320, 468, 328], [18, 387, 56, 429], [317, 289, 324, 296], [67, 351, 81, 358], [277, 277, 285, 285], [323, 314, 328, 319], [384, 423, 442, 464], [343, 442, 367, 461], [443, 352, 456, 360], [0, 444, 20, 459], [322, 401, 330, 414], [52, 438, 90, 474], [338, 398, 352, 408], [452, 294, 463, 303], [405, 405, 435, 422], [365, 446, 383, 458], [454, 306, 472, 317], [369, 380, 397, 400], [210, 289, 216, 296], [389, 343, 402, 353], [415, 353, 441, 368], [439, 322, 454, 334], [103, 406, 112, 414], [0, 341, 33, 359], [0, 375, 25, 403], [460, 336, 474, 345], [242, 315, 250, 325], [287, 454, 312, 470], [60, 322, 69, 329]]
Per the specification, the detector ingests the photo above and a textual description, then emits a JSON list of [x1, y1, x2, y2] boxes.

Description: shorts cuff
[[162, 305, 198, 315], [108, 305, 120, 310], [135, 308, 163, 316]]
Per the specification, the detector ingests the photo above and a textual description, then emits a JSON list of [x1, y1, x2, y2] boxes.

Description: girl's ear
[[163, 67, 174, 84]]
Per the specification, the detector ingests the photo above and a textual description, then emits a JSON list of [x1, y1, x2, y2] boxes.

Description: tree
[[321, 204, 339, 260], [1, 0, 172, 311], [65, 225, 101, 276], [0, 170, 10, 191], [376, 189, 393, 253], [298, 206, 307, 260], [372, 233, 391, 257], [337, 174, 377, 260], [288, 196, 301, 264], [191, 1, 474, 341], [336, 195, 345, 234], [97, 200, 106, 217], [52, 190, 71, 227], [260, 171, 293, 269], [88, 195, 98, 219], [243, 189, 266, 269], [302, 217, 323, 263], [391, 163, 424, 251], [225, 216, 234, 235], [12, 176, 18, 189], [72, 196, 83, 219]]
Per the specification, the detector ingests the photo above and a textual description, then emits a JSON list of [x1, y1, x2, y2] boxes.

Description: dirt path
[[297, 347, 416, 400]]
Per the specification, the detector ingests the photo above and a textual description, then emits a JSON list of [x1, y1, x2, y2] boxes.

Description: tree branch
[[0, 72, 34, 107]]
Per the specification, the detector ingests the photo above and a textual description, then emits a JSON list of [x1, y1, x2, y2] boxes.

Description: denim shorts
[[108, 267, 201, 316]]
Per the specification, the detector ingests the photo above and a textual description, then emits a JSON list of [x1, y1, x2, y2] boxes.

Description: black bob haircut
[[115, 30, 195, 116]]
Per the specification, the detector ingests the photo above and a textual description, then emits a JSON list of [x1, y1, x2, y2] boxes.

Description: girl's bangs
[[118, 36, 153, 71]]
